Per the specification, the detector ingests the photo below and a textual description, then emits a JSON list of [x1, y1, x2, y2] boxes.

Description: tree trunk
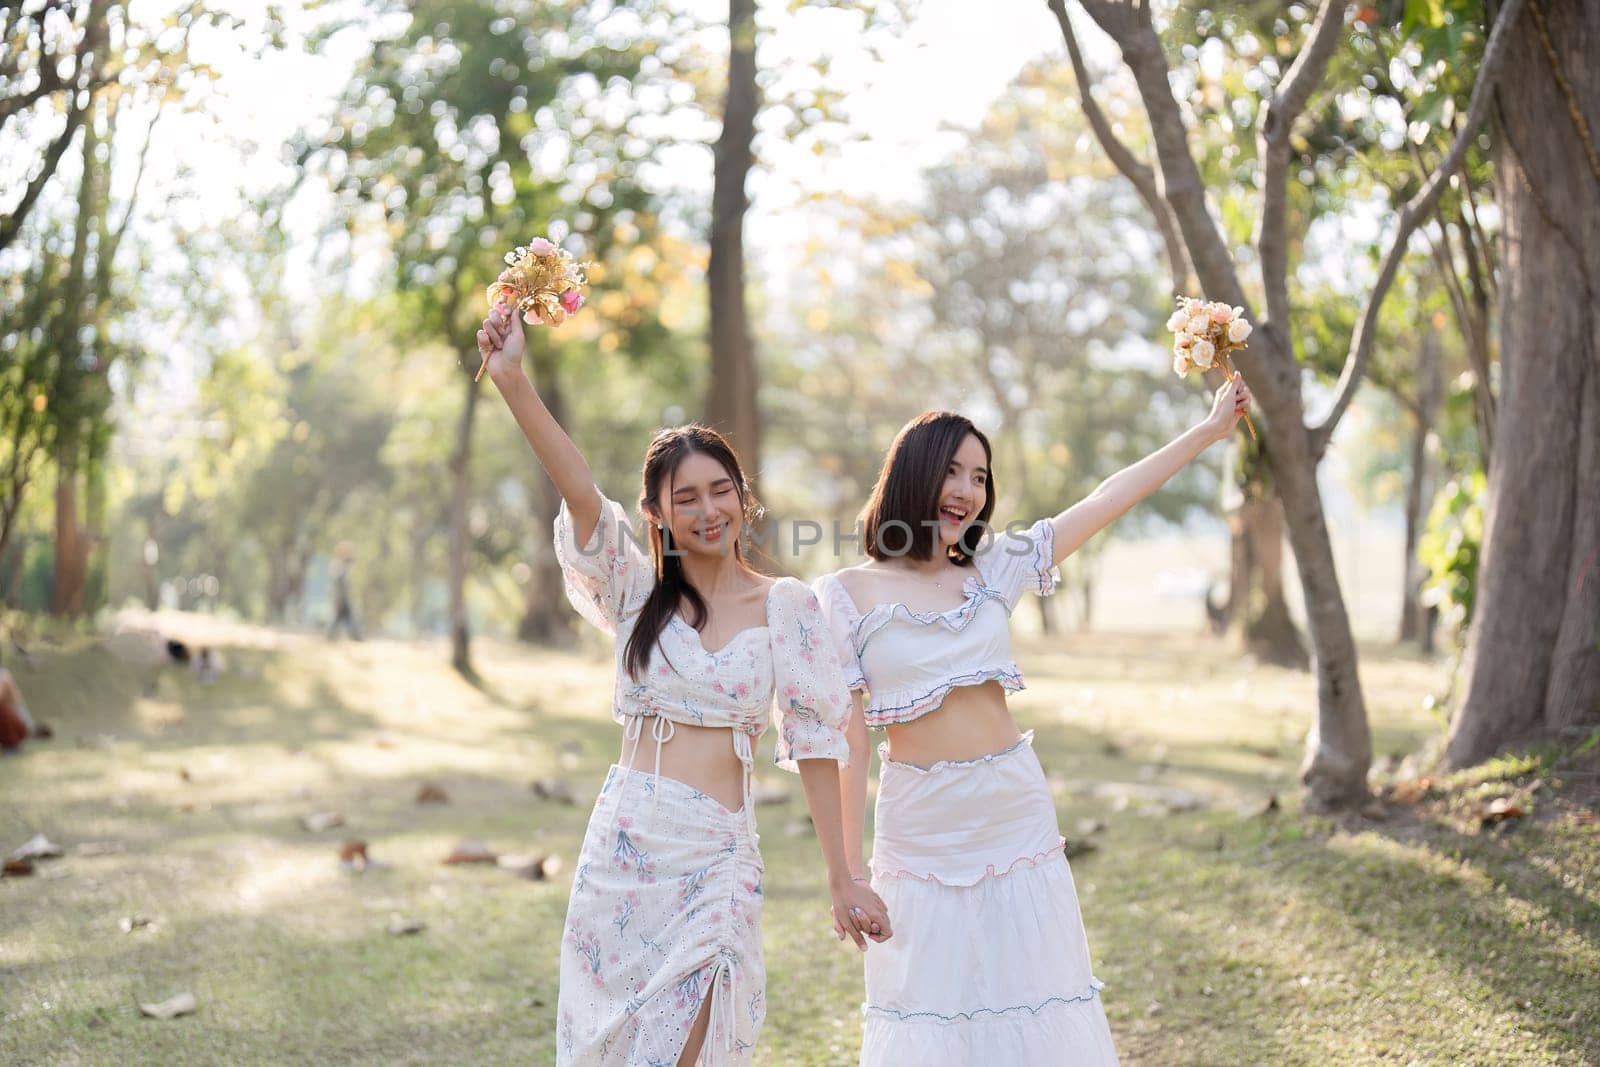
[[1399, 326, 1443, 645], [1035, 589, 1058, 635], [50, 88, 101, 620], [1066, 1, 1374, 808], [518, 340, 572, 645], [409, 507, 430, 635], [1223, 443, 1308, 668], [1230, 493, 1308, 669], [51, 446, 86, 617], [1272, 415, 1374, 809], [1446, 0, 1600, 766], [448, 371, 480, 677], [705, 0, 761, 479]]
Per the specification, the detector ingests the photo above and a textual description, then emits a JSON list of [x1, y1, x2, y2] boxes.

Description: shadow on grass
[[1260, 813, 1598, 1064]]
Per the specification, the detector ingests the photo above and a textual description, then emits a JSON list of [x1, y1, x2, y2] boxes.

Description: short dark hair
[[859, 411, 995, 564]]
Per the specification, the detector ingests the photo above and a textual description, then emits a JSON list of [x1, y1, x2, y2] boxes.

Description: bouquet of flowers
[[1168, 297, 1257, 440], [476, 236, 593, 382]]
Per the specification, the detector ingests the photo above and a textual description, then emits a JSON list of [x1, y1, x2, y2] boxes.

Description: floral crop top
[[812, 519, 1058, 728], [554, 491, 852, 772]]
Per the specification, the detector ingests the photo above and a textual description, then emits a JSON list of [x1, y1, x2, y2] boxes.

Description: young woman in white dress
[[476, 302, 891, 1066], [814, 376, 1251, 1065]]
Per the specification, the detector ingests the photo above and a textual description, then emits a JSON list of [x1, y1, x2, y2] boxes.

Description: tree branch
[[0, 107, 84, 253], [1256, 0, 1347, 338], [1048, 0, 1192, 295], [1078, 4, 1247, 309], [1309, 0, 1525, 456]]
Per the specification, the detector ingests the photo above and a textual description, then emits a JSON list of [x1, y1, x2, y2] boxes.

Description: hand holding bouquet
[[474, 236, 593, 382], [1168, 297, 1257, 441]]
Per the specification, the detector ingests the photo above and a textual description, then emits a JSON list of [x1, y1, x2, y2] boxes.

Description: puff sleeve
[[974, 518, 1059, 611], [767, 577, 854, 773], [553, 491, 655, 635], [811, 573, 867, 692]]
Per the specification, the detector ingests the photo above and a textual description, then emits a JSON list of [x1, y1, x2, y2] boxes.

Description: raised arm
[[477, 302, 602, 542], [1048, 375, 1251, 566]]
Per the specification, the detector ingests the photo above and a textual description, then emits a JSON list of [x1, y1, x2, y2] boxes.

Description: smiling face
[[861, 411, 996, 564], [652, 449, 745, 559], [935, 433, 990, 549]]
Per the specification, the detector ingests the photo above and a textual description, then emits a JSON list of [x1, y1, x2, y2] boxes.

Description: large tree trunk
[[1399, 325, 1443, 644], [705, 0, 761, 478], [448, 372, 480, 677], [1446, 0, 1600, 766], [518, 340, 572, 645]]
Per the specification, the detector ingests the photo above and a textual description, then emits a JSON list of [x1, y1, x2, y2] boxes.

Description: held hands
[[830, 875, 892, 952], [1204, 373, 1253, 443], [475, 301, 526, 381]]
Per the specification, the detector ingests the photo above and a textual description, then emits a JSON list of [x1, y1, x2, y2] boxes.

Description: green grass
[[2, 616, 1595, 1065]]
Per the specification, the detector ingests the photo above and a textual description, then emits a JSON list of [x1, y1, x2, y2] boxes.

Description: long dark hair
[[859, 411, 995, 565], [622, 424, 759, 680]]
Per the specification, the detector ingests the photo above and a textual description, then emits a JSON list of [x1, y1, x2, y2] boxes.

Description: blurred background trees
[[3, 0, 1592, 805]]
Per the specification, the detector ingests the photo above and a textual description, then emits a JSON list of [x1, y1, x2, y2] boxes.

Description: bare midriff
[[616, 718, 749, 812], [881, 678, 1022, 769]]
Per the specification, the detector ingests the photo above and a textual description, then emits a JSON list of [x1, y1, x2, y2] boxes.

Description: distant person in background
[[327, 542, 362, 641]]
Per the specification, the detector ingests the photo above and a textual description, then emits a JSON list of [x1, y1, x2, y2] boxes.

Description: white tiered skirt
[[861, 732, 1119, 1066]]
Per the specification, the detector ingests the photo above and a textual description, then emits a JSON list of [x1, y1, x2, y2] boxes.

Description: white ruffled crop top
[[812, 519, 1057, 728], [554, 491, 853, 772]]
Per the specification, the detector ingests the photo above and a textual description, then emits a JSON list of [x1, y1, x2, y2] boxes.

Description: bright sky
[[159, 0, 1073, 291]]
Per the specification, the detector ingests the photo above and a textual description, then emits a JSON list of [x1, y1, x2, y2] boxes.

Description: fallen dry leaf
[[11, 833, 64, 861], [415, 783, 450, 805], [443, 840, 498, 865], [138, 992, 198, 1020], [3, 857, 34, 877], [1389, 776, 1435, 805], [301, 811, 345, 833], [497, 853, 562, 881], [177, 767, 192, 783], [339, 840, 370, 872], [386, 914, 426, 936], [1479, 796, 1527, 827], [375, 738, 397, 750], [119, 915, 155, 934], [530, 779, 576, 806]]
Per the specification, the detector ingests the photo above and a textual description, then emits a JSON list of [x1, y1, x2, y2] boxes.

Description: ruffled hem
[[864, 978, 1104, 1024], [863, 664, 1024, 726], [860, 982, 1117, 1066], [872, 837, 1065, 887]]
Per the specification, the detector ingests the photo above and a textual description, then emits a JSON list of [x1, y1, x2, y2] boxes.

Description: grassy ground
[[2, 613, 1595, 1066]]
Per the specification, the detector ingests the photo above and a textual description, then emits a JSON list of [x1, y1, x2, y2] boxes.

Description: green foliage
[[1418, 469, 1484, 634], [305, 0, 668, 348]]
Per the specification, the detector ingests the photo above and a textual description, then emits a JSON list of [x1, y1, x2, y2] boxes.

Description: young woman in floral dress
[[476, 302, 890, 1066]]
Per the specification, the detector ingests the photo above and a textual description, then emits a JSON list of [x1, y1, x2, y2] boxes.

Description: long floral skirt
[[860, 732, 1119, 1066], [557, 764, 765, 1066]]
